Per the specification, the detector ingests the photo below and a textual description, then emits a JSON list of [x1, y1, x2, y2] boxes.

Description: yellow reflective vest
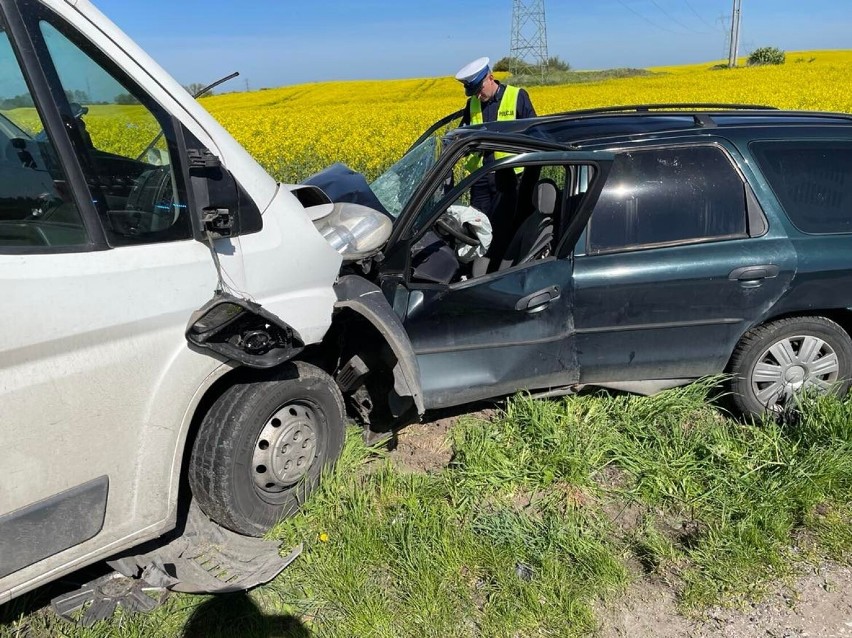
[[465, 84, 522, 174]]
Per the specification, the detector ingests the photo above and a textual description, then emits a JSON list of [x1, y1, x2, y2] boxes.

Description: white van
[[0, 0, 423, 605]]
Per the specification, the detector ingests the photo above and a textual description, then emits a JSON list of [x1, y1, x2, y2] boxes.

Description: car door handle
[[515, 285, 561, 312], [728, 265, 780, 282]]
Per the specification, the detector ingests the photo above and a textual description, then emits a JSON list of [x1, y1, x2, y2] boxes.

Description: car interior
[[410, 160, 596, 285]]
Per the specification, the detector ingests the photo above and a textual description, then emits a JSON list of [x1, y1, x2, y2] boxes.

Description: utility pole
[[510, 0, 549, 80], [727, 0, 742, 67]]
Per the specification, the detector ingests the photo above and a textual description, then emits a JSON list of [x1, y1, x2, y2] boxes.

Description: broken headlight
[[314, 202, 392, 261]]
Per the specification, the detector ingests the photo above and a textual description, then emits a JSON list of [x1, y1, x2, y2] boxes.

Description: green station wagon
[[309, 103, 852, 419]]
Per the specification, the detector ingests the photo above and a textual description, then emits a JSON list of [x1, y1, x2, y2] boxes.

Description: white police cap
[[455, 57, 490, 96]]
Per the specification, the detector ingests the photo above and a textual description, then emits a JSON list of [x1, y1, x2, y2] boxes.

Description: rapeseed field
[[11, 50, 849, 185], [198, 49, 852, 183]]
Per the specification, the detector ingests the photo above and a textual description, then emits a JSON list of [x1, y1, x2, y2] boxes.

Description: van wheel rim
[[751, 334, 839, 409], [252, 402, 319, 493]]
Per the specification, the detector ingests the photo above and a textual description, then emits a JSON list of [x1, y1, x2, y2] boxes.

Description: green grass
[[510, 67, 654, 87], [3, 384, 851, 636]]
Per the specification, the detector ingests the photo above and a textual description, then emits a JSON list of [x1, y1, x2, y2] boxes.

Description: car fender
[[334, 275, 424, 416]]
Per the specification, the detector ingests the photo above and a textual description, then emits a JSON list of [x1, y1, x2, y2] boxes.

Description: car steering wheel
[[435, 217, 479, 246]]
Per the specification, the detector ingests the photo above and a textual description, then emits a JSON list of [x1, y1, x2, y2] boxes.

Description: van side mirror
[[181, 129, 262, 241], [186, 293, 304, 368]]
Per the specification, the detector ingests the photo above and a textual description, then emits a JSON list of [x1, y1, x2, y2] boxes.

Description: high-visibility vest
[[465, 84, 523, 174]]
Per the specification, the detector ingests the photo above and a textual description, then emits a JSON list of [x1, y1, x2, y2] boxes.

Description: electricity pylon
[[510, 0, 549, 80]]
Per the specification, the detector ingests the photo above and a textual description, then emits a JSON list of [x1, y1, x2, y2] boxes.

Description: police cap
[[455, 57, 490, 97]]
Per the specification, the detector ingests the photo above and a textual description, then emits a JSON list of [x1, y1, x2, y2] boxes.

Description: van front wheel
[[189, 361, 345, 537]]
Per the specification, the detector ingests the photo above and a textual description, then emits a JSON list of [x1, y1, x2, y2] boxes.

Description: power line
[[717, 14, 731, 58], [684, 0, 719, 31], [728, 0, 742, 67], [510, 0, 549, 78], [614, 0, 681, 34], [647, 0, 709, 34]]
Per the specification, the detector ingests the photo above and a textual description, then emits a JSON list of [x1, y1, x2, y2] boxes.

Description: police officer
[[456, 57, 536, 129], [454, 57, 536, 259]]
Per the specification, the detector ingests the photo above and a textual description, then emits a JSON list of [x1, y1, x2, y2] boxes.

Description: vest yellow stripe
[[466, 85, 523, 173]]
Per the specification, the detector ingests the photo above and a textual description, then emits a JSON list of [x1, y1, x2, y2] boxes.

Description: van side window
[[750, 141, 852, 235], [0, 24, 88, 250], [37, 21, 191, 246], [587, 146, 748, 254]]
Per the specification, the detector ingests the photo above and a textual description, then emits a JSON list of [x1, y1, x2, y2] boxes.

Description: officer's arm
[[461, 98, 472, 126], [519, 89, 537, 118]]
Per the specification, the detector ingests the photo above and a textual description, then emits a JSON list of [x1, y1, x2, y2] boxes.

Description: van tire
[[189, 361, 345, 537], [729, 316, 852, 418]]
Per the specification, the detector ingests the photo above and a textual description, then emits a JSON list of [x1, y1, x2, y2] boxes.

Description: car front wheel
[[729, 316, 852, 417], [189, 361, 346, 536]]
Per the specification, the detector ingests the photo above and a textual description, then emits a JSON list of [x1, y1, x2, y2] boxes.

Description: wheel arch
[[169, 275, 424, 525], [302, 275, 425, 436], [729, 307, 852, 368]]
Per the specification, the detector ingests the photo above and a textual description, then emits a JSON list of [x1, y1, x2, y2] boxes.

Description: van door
[[0, 4, 219, 594]]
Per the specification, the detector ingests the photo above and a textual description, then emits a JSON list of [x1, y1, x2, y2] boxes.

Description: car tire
[[189, 361, 346, 537], [729, 316, 852, 418]]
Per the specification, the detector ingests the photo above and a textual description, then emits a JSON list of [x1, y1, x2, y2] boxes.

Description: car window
[[750, 140, 852, 235], [38, 20, 191, 246], [0, 22, 88, 249], [587, 146, 748, 254], [409, 162, 571, 284]]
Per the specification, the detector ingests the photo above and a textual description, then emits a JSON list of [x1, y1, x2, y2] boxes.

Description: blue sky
[[93, 0, 851, 91]]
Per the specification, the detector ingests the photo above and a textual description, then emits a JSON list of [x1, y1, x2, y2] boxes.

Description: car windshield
[[370, 134, 441, 219]]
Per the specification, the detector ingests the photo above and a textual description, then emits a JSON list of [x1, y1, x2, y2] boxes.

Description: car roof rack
[[537, 103, 852, 132], [548, 103, 778, 118]]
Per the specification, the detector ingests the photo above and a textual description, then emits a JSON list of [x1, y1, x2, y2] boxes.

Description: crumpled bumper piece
[[51, 502, 301, 624], [107, 501, 302, 594]]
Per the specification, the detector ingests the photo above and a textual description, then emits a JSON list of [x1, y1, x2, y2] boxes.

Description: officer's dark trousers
[[471, 169, 520, 263]]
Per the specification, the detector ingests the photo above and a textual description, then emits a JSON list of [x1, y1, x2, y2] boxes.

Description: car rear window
[[587, 145, 747, 253], [750, 140, 852, 235]]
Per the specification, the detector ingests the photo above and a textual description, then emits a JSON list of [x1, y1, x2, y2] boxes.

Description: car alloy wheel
[[750, 334, 840, 410]]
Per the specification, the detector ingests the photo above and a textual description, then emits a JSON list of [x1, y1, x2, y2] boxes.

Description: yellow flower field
[[7, 50, 850, 185], [197, 49, 852, 183]]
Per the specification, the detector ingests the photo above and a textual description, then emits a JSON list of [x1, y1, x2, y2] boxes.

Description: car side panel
[[404, 258, 578, 408], [573, 235, 796, 382]]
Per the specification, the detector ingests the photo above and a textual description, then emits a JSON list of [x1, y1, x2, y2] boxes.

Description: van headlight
[[314, 202, 392, 261]]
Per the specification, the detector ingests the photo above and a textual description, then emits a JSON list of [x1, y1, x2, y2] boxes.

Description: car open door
[[405, 109, 464, 154], [381, 150, 613, 409]]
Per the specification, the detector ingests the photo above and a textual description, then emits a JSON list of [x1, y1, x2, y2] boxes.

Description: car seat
[[496, 178, 558, 270]]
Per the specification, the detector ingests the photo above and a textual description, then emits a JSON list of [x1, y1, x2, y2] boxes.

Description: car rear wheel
[[729, 316, 852, 417], [189, 361, 346, 536]]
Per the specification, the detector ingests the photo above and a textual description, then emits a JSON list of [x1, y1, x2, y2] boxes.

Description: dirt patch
[[387, 404, 497, 474], [597, 562, 852, 637], [600, 498, 646, 537]]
